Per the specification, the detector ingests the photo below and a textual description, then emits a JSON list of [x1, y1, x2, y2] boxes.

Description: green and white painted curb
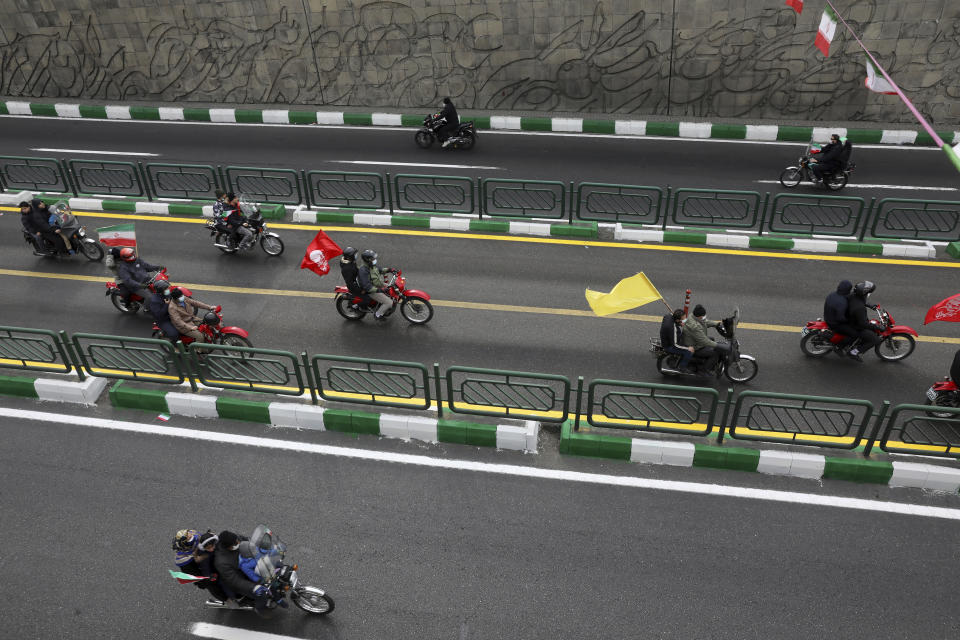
[[559, 423, 960, 492], [109, 381, 538, 453], [0, 372, 108, 405], [2, 99, 959, 146]]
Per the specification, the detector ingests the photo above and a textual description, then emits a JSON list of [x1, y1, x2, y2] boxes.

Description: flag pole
[[824, 0, 960, 171]]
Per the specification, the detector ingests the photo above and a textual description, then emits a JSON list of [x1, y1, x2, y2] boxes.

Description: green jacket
[[682, 316, 719, 348]]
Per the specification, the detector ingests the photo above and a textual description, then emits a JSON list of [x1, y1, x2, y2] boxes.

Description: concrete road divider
[[0, 373, 108, 405]]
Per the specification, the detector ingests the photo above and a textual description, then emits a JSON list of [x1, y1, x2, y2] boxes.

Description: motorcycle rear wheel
[[291, 586, 334, 615], [800, 332, 833, 357], [725, 357, 758, 383], [655, 354, 678, 375], [214, 232, 237, 254], [826, 173, 848, 191], [400, 297, 434, 324], [220, 334, 253, 348], [458, 131, 476, 150], [875, 333, 916, 361], [779, 167, 802, 188], [260, 234, 284, 256], [111, 291, 141, 314], [335, 295, 365, 321], [80, 238, 104, 261], [925, 393, 960, 419], [415, 130, 434, 149]]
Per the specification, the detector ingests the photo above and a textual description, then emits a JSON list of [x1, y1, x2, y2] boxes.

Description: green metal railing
[[69, 333, 185, 383], [310, 355, 431, 410], [582, 380, 719, 436], [0, 327, 74, 376], [189, 344, 306, 396], [0, 155, 71, 194], [868, 198, 960, 241], [670, 189, 764, 229], [68, 159, 145, 198], [575, 183, 664, 224], [305, 171, 384, 210], [393, 174, 474, 214], [878, 403, 960, 457], [445, 366, 570, 422], [224, 166, 303, 205], [145, 163, 220, 200], [481, 178, 566, 219], [765, 193, 867, 237]]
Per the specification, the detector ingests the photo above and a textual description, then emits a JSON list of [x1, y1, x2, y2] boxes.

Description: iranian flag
[[815, 6, 838, 57], [168, 569, 207, 584], [865, 57, 896, 94], [785, 0, 803, 14], [97, 223, 136, 248]]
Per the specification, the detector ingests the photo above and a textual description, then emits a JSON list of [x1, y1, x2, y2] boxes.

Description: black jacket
[[847, 294, 872, 331], [439, 102, 459, 127], [340, 258, 361, 294], [816, 141, 843, 170], [23, 203, 52, 234], [213, 544, 257, 598], [225, 207, 246, 228], [659, 314, 682, 348], [824, 281, 853, 327], [116, 258, 160, 289]]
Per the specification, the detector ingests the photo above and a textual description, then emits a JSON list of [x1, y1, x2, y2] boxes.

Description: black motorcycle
[[415, 114, 477, 150], [206, 199, 284, 256], [779, 143, 855, 191], [649, 308, 758, 383], [22, 201, 104, 261]]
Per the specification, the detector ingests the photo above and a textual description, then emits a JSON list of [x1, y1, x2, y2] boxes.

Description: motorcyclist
[[435, 97, 459, 147], [167, 287, 217, 346], [19, 201, 45, 252], [339, 246, 370, 303], [660, 309, 694, 372], [823, 280, 856, 351], [810, 133, 843, 183], [115, 247, 162, 302], [22, 199, 68, 253], [213, 530, 270, 610], [147, 280, 178, 341], [212, 189, 227, 222], [682, 304, 730, 373], [357, 249, 394, 320], [847, 281, 881, 361], [223, 193, 254, 250], [173, 529, 227, 603]]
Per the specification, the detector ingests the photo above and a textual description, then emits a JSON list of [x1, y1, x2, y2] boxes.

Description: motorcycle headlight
[[288, 570, 298, 589]]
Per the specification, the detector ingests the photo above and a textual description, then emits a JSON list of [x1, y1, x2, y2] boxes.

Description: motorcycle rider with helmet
[[823, 280, 856, 351], [357, 249, 394, 320], [847, 281, 881, 361], [173, 529, 227, 603], [167, 287, 217, 346], [810, 133, 844, 183], [147, 280, 178, 342], [115, 248, 162, 302]]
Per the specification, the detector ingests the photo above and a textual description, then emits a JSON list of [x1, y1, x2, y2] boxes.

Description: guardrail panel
[[586, 380, 718, 435], [146, 163, 220, 200], [306, 171, 385, 210], [481, 179, 566, 219], [225, 166, 303, 205], [727, 391, 874, 449], [879, 403, 960, 457], [394, 174, 473, 214], [0, 155, 70, 193], [767, 193, 866, 236], [445, 366, 569, 422], [869, 198, 960, 241], [70, 333, 184, 383], [671, 189, 761, 229], [0, 326, 72, 374], [187, 344, 304, 395], [311, 355, 431, 410], [68, 159, 145, 197], [576, 183, 663, 224]]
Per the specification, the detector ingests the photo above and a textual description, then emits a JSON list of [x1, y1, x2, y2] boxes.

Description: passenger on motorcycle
[[339, 246, 369, 300], [147, 280, 178, 341], [115, 248, 162, 301], [823, 280, 856, 351], [810, 133, 843, 183], [224, 193, 254, 250], [682, 304, 730, 372], [21, 199, 69, 253], [847, 281, 881, 362], [357, 249, 394, 320], [213, 530, 269, 610], [173, 528, 227, 602], [167, 287, 217, 346], [212, 189, 227, 222], [436, 97, 459, 147], [660, 309, 694, 371]]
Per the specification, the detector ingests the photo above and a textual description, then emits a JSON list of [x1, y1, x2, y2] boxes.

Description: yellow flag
[[585, 272, 662, 317]]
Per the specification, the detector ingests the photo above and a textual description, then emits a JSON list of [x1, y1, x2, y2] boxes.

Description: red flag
[[785, 0, 802, 14], [924, 293, 960, 324], [299, 231, 342, 277]]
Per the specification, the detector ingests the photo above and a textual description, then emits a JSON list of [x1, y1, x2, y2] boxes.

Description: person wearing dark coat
[[823, 280, 856, 349], [660, 309, 694, 371], [146, 280, 178, 341], [847, 281, 881, 361], [23, 199, 68, 252], [115, 249, 161, 300], [213, 531, 260, 602], [811, 133, 843, 182], [436, 97, 459, 146]]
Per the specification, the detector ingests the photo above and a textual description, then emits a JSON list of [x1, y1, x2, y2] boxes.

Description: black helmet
[[854, 281, 875, 296], [343, 246, 357, 260], [154, 280, 170, 294], [361, 249, 377, 263], [203, 311, 219, 325]]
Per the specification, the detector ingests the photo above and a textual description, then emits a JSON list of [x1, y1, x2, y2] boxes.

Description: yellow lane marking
[[3, 206, 959, 269], [3, 267, 959, 344]]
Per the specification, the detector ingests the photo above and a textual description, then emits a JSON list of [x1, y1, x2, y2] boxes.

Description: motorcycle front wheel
[[800, 331, 833, 357], [826, 173, 848, 191], [725, 357, 758, 383], [779, 167, 802, 188], [214, 232, 238, 254], [335, 295, 365, 321], [400, 297, 434, 324], [415, 130, 434, 149], [260, 233, 285, 256], [111, 291, 141, 314], [219, 334, 253, 348], [925, 393, 960, 419], [80, 238, 104, 261], [875, 333, 916, 361], [291, 586, 334, 615]]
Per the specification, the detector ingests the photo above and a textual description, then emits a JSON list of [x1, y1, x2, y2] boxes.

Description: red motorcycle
[[799, 304, 918, 361], [334, 268, 434, 325], [105, 268, 186, 315], [925, 378, 959, 417], [151, 306, 252, 348]]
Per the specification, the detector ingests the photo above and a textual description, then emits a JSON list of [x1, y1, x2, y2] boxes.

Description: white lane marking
[[30, 147, 159, 157], [329, 160, 502, 170], [755, 179, 957, 191], [191, 622, 303, 640], [4, 407, 959, 520]]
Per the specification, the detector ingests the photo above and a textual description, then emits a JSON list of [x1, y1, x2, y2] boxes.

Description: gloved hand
[[254, 584, 271, 597]]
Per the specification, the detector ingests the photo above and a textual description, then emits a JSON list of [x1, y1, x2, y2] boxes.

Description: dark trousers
[[851, 328, 881, 352], [827, 323, 857, 349], [811, 163, 838, 181], [695, 342, 731, 371], [437, 123, 457, 141], [665, 345, 693, 370]]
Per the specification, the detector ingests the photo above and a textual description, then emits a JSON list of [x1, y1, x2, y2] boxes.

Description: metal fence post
[[301, 351, 318, 405], [178, 342, 198, 392], [300, 169, 312, 208], [862, 400, 889, 457], [217, 165, 228, 194], [385, 171, 393, 214], [661, 186, 671, 230], [569, 181, 575, 224], [433, 362, 444, 418], [59, 330, 85, 381], [859, 196, 876, 241], [59, 158, 79, 196], [757, 191, 770, 235], [137, 161, 154, 201], [573, 376, 583, 431], [717, 387, 735, 444], [477, 176, 483, 219]]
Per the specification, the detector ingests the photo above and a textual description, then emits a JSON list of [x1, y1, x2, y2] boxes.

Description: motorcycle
[[22, 201, 104, 261], [189, 526, 334, 617], [649, 308, 758, 383], [334, 268, 434, 325], [779, 143, 855, 191], [105, 268, 181, 315], [800, 304, 918, 361], [151, 305, 252, 348], [415, 113, 477, 150], [925, 378, 960, 418], [207, 199, 284, 256]]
